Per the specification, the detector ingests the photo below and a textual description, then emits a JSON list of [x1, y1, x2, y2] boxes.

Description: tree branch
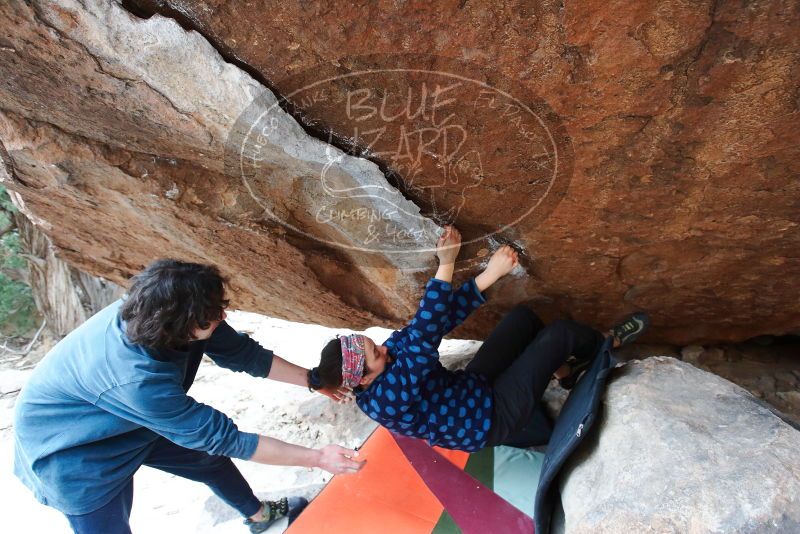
[[0, 219, 15, 238], [0, 319, 47, 357]]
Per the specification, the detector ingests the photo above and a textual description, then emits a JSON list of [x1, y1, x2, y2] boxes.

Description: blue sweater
[[356, 278, 493, 452], [13, 300, 274, 515]]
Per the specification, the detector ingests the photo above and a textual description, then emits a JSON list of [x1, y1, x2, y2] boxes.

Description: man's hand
[[315, 444, 364, 474], [317, 385, 354, 403], [250, 435, 364, 473], [476, 245, 519, 291], [436, 225, 462, 265]]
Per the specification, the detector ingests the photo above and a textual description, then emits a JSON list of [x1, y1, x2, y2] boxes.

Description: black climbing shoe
[[244, 497, 308, 533], [557, 356, 591, 391], [611, 312, 650, 347]]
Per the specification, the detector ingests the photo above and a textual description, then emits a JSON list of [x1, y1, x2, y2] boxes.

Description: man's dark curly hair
[[120, 259, 229, 350]]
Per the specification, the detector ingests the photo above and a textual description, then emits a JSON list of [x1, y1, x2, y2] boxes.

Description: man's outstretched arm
[[204, 321, 274, 377], [204, 322, 350, 401], [250, 435, 363, 474], [268, 354, 353, 402], [265, 355, 308, 386], [98, 377, 361, 473]]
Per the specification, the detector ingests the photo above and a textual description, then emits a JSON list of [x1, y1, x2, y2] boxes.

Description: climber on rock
[[308, 225, 650, 451], [13, 259, 362, 534]]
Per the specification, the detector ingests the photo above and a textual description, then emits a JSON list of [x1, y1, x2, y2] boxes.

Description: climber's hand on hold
[[434, 225, 462, 283], [476, 245, 519, 291], [436, 225, 462, 265]]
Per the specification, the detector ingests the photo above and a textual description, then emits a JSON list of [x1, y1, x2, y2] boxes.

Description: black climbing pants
[[465, 305, 604, 448]]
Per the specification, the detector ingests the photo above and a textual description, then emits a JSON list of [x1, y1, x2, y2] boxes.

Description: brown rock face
[[1, 0, 798, 343]]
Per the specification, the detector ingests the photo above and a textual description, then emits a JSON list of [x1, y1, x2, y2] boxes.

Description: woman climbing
[[309, 226, 650, 451]]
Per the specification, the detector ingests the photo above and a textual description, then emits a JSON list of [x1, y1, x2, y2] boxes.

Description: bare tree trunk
[[13, 212, 123, 338], [2, 139, 122, 339]]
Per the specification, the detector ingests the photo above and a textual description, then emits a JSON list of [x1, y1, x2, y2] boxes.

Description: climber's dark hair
[[120, 259, 229, 350], [308, 337, 348, 391]]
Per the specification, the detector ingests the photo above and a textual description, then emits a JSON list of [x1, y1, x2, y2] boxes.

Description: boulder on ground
[[560, 357, 800, 533]]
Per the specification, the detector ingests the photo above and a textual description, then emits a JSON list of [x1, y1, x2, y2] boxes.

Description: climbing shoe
[[244, 496, 308, 533], [558, 312, 650, 390], [611, 312, 650, 347]]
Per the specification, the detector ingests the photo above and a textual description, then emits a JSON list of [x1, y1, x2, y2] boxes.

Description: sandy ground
[[0, 311, 481, 533]]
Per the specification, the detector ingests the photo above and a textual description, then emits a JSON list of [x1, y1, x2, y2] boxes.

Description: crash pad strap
[[432, 447, 494, 534], [393, 434, 535, 534]]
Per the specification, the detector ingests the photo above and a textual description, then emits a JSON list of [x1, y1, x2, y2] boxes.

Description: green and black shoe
[[611, 312, 650, 347], [244, 497, 308, 533], [558, 312, 650, 390]]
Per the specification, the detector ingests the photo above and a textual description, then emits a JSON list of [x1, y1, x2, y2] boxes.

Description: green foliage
[[2, 230, 25, 269], [0, 184, 15, 212], [0, 186, 40, 337], [0, 272, 37, 336]]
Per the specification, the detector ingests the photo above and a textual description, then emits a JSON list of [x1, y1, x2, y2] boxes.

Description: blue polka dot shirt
[[355, 278, 493, 452]]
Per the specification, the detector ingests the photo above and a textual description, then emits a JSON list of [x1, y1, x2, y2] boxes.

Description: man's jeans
[[466, 305, 604, 448], [65, 438, 261, 534]]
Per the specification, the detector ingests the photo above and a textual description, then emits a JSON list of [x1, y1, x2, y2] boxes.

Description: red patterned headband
[[341, 334, 367, 388]]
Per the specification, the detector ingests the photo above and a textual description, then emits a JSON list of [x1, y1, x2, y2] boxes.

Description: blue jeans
[[65, 438, 262, 534]]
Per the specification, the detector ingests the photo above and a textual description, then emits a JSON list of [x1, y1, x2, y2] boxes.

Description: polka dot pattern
[[356, 278, 493, 452]]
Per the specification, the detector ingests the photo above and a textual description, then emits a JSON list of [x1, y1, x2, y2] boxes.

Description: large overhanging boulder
[[0, 0, 798, 343], [0, 0, 436, 330], [559, 357, 800, 532]]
